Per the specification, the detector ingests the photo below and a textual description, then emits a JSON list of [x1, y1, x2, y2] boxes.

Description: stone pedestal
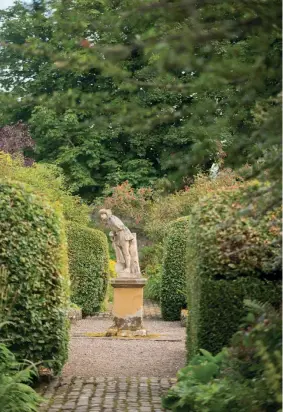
[[106, 278, 147, 337]]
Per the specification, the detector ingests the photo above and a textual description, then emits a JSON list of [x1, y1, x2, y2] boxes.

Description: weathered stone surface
[[111, 278, 146, 288], [107, 278, 147, 335], [99, 209, 141, 278], [38, 377, 176, 411], [68, 307, 82, 323]]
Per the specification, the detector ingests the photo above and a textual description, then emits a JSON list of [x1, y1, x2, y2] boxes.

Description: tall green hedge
[[67, 222, 109, 315], [161, 217, 190, 320], [0, 181, 69, 374], [186, 185, 282, 360], [187, 276, 281, 360]]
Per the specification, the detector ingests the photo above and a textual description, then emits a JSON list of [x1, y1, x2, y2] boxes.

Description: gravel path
[[39, 306, 184, 411], [62, 318, 186, 378]]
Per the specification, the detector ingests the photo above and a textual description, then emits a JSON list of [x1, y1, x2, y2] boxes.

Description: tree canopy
[[0, 0, 281, 205]]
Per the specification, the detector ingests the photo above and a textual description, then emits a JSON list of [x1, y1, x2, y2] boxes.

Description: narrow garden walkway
[[39, 301, 185, 412]]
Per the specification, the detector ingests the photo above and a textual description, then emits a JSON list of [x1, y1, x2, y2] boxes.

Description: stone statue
[[99, 209, 141, 278], [209, 162, 220, 179]]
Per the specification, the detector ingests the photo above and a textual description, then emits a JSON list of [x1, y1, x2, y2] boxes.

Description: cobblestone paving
[[39, 376, 176, 412], [39, 301, 179, 411]]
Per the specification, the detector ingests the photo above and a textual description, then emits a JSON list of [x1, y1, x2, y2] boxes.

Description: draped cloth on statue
[[99, 209, 141, 278]]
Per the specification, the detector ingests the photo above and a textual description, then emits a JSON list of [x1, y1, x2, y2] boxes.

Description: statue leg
[[129, 235, 141, 275], [121, 241, 131, 273]]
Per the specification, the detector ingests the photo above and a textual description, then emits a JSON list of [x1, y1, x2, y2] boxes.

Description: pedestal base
[[106, 278, 147, 337]]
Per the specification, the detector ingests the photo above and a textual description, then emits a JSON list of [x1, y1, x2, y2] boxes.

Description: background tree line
[[0, 0, 281, 208]]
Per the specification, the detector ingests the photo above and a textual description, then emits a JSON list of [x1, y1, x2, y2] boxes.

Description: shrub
[[109, 259, 117, 278], [187, 184, 281, 280], [145, 169, 240, 241], [104, 260, 117, 307], [0, 341, 43, 412], [163, 301, 282, 412], [0, 181, 69, 374], [186, 183, 281, 359], [187, 276, 281, 359], [67, 222, 109, 315], [140, 244, 164, 272], [95, 180, 153, 227], [141, 244, 163, 302], [0, 121, 34, 158], [144, 264, 162, 302], [0, 152, 90, 225], [161, 217, 190, 320]]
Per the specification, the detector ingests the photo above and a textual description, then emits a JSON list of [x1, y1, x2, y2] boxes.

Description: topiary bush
[[67, 222, 109, 315], [161, 217, 190, 321], [186, 183, 282, 360], [0, 180, 70, 374], [187, 276, 281, 360]]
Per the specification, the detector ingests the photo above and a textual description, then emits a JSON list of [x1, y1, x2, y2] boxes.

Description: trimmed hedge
[[186, 185, 282, 360], [0, 152, 90, 226], [161, 217, 190, 320], [187, 276, 281, 360], [0, 180, 69, 374], [67, 222, 109, 315], [187, 185, 281, 280]]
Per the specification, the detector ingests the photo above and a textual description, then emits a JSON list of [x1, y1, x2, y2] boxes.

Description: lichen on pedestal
[[107, 277, 147, 337]]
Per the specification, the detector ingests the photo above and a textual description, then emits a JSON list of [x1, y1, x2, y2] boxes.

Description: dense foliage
[[67, 222, 109, 315], [143, 264, 162, 302], [95, 181, 153, 228], [163, 301, 282, 412], [187, 183, 281, 280], [161, 218, 189, 321], [0, 151, 90, 225], [0, 0, 281, 206], [0, 181, 69, 374], [187, 277, 281, 359], [144, 169, 239, 241], [0, 341, 42, 412], [0, 267, 42, 412], [141, 244, 163, 302], [0, 122, 34, 164], [186, 183, 281, 358]]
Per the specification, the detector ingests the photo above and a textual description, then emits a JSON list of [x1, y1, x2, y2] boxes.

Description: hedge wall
[[186, 185, 282, 360], [187, 276, 281, 360], [67, 222, 109, 315], [0, 181, 69, 374], [187, 186, 281, 280], [161, 217, 190, 321]]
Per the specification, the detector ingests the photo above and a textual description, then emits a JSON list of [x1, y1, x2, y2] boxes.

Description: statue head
[[99, 209, 112, 221]]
